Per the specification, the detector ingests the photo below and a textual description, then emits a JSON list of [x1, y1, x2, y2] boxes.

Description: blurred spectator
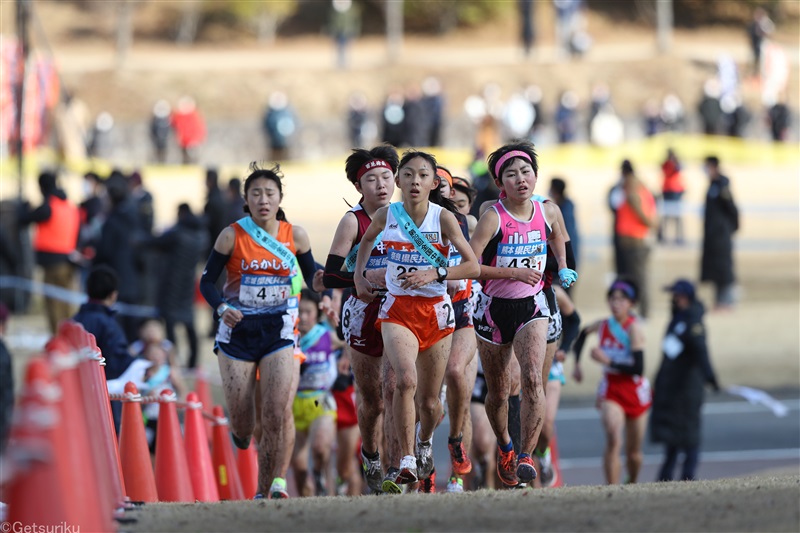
[[658, 148, 685, 245], [53, 92, 90, 164], [469, 149, 498, 219], [77, 172, 107, 282], [720, 95, 750, 138], [747, 7, 774, 76], [760, 40, 789, 108], [651, 279, 719, 481], [525, 85, 545, 142], [767, 98, 790, 142], [402, 84, 428, 147], [421, 77, 445, 147], [588, 83, 610, 137], [73, 265, 135, 433], [171, 96, 206, 165], [87, 112, 114, 159], [607, 173, 625, 275], [643, 99, 661, 137], [93, 172, 141, 342], [589, 103, 624, 147], [17, 171, 80, 334], [698, 79, 722, 135], [660, 93, 685, 132], [549, 177, 580, 267], [614, 160, 657, 318], [139, 204, 207, 369], [555, 90, 579, 144], [717, 54, 739, 101], [149, 99, 172, 164], [128, 171, 154, 237], [381, 88, 406, 147], [203, 168, 226, 257], [347, 92, 369, 148], [701, 156, 738, 310], [129, 170, 157, 307], [224, 177, 245, 226], [263, 91, 297, 160], [553, 0, 581, 58], [0, 303, 12, 455], [327, 0, 361, 70], [503, 91, 535, 142]]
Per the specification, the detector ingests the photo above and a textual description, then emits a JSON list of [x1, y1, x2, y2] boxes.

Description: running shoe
[[415, 423, 435, 479], [537, 447, 556, 487], [313, 470, 327, 496], [269, 477, 289, 499], [418, 468, 437, 493], [497, 445, 519, 486], [516, 454, 537, 484], [448, 436, 473, 475], [446, 475, 464, 493], [360, 447, 384, 494], [381, 467, 403, 494], [253, 493, 265, 500], [397, 454, 419, 484], [232, 433, 251, 451]]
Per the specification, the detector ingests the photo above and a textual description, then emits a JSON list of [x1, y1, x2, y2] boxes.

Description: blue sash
[[299, 323, 327, 352], [237, 217, 302, 295], [145, 364, 171, 390], [606, 317, 631, 351], [389, 203, 447, 268], [344, 231, 383, 272]]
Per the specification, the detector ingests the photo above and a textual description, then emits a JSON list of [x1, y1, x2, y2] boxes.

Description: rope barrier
[[107, 392, 219, 422]]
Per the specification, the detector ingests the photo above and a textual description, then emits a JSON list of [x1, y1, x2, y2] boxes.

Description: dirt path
[[126, 474, 800, 532]]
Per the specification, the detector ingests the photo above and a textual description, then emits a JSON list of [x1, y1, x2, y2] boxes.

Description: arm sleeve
[[19, 202, 52, 225], [296, 250, 331, 297], [573, 328, 589, 363], [609, 350, 644, 376], [545, 241, 575, 272], [199, 249, 229, 311], [559, 309, 581, 353], [322, 254, 355, 289]]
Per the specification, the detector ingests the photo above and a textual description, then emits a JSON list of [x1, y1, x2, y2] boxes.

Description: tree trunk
[[656, 0, 673, 53], [385, 0, 403, 64], [256, 9, 278, 44], [115, 0, 134, 68], [176, 0, 201, 46]]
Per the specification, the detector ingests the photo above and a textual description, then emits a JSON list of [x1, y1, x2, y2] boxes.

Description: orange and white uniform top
[[223, 220, 297, 315], [382, 202, 450, 298]]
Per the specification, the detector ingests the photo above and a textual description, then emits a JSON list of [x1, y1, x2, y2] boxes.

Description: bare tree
[[386, 0, 403, 64], [176, 0, 202, 46], [115, 0, 134, 68]]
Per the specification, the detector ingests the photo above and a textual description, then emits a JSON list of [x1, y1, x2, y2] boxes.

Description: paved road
[[431, 390, 800, 488]]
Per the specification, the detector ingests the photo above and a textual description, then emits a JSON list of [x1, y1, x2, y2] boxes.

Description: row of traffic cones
[[3, 322, 261, 533]]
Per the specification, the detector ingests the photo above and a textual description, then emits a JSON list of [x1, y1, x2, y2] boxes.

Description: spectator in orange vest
[[18, 171, 80, 333], [614, 160, 657, 318], [658, 148, 685, 245], [170, 96, 206, 165]]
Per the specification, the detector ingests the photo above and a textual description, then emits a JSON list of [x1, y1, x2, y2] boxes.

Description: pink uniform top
[[481, 199, 550, 299]]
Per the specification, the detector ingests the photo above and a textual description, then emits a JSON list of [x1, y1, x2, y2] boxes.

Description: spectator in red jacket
[[171, 96, 206, 164]]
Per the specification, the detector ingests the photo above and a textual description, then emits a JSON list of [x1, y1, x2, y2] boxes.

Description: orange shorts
[[376, 293, 455, 352]]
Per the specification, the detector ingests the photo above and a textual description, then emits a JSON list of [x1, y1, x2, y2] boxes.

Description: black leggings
[[658, 444, 699, 481]]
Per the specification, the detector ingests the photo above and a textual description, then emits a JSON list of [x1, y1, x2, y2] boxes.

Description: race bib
[[280, 297, 299, 341], [434, 297, 456, 330], [387, 249, 432, 285], [239, 274, 292, 307], [448, 248, 467, 292], [495, 241, 547, 271]]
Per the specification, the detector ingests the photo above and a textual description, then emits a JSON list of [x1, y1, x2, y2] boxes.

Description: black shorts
[[215, 311, 295, 363], [545, 286, 562, 344], [342, 295, 385, 358], [471, 370, 488, 404], [452, 297, 473, 331], [473, 291, 549, 345]]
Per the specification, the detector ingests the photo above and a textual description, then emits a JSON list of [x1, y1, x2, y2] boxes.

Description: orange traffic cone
[[6, 357, 80, 527], [154, 389, 194, 502], [46, 336, 113, 532], [211, 405, 245, 500], [237, 438, 259, 499], [194, 368, 214, 445], [118, 382, 158, 502], [184, 392, 219, 502]]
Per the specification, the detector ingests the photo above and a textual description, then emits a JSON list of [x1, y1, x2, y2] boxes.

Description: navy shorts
[[215, 310, 296, 363], [473, 291, 549, 345], [452, 297, 473, 331]]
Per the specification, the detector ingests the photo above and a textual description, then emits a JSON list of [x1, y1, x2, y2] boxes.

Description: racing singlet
[[223, 220, 297, 314], [348, 203, 388, 272], [598, 316, 637, 375], [297, 326, 338, 394], [383, 202, 450, 298], [481, 199, 550, 299]]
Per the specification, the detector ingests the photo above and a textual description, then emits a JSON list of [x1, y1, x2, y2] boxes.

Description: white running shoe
[[446, 475, 464, 493], [360, 448, 384, 494], [415, 422, 435, 479], [397, 455, 418, 484], [538, 447, 556, 487]]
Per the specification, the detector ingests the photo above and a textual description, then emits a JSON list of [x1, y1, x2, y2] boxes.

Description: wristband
[[217, 302, 233, 316]]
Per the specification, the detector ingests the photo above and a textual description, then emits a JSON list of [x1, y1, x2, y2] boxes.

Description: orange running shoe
[[448, 438, 473, 475], [497, 445, 518, 486], [418, 468, 437, 493], [516, 454, 537, 484]]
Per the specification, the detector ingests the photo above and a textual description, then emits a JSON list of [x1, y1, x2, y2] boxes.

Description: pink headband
[[494, 150, 532, 178], [357, 159, 391, 181]]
